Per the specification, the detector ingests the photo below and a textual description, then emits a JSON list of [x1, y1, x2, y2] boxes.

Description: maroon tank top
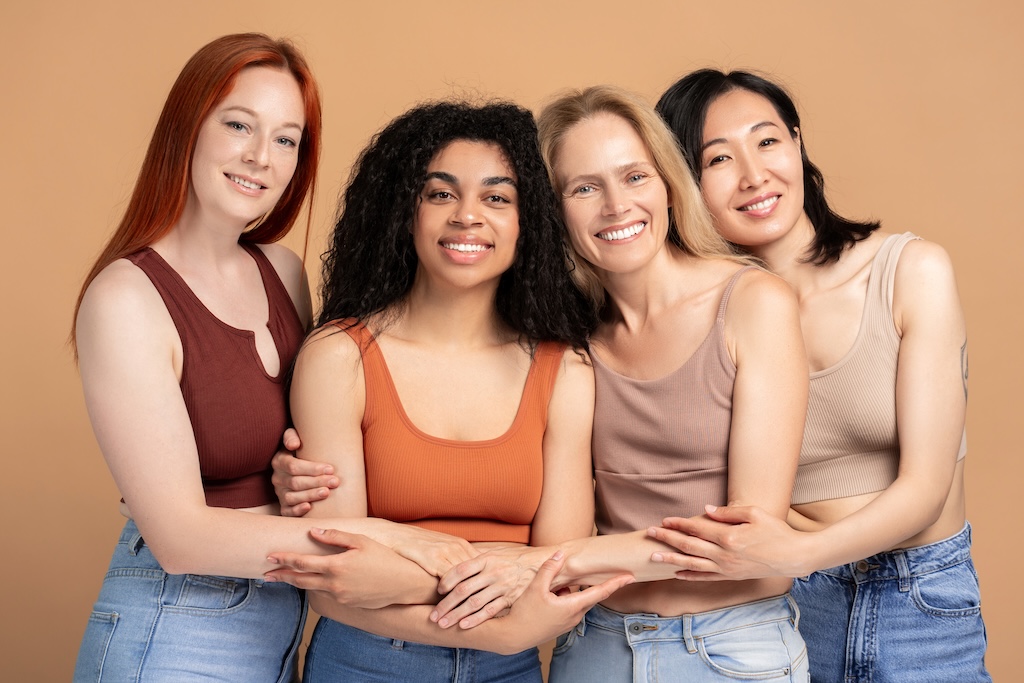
[[126, 244, 305, 508]]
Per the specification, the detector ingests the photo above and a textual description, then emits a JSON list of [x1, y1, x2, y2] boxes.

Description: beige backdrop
[[3, 1, 1020, 679]]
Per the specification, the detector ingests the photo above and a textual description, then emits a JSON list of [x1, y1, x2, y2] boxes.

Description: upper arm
[[892, 240, 966, 489], [725, 270, 808, 517], [289, 326, 368, 518], [76, 261, 209, 553], [259, 243, 312, 330], [530, 348, 596, 547]]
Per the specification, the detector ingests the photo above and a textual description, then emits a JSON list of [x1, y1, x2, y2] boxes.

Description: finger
[[279, 501, 312, 518], [648, 529, 728, 563], [438, 557, 487, 594], [567, 573, 634, 610], [310, 527, 365, 551], [657, 516, 730, 544], [437, 584, 508, 628], [649, 551, 722, 573], [281, 479, 336, 504], [458, 596, 511, 629], [702, 504, 756, 524], [265, 552, 328, 573], [263, 569, 332, 591], [282, 427, 302, 451], [531, 550, 567, 590], [274, 455, 334, 478], [432, 574, 499, 623]]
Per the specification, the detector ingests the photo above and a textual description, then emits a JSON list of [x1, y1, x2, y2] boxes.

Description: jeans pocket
[[911, 559, 982, 617], [75, 611, 119, 682], [161, 574, 253, 614], [698, 621, 796, 680]]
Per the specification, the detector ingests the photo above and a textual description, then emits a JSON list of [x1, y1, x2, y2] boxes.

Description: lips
[[737, 195, 779, 212], [228, 174, 266, 190], [596, 221, 646, 242], [441, 242, 490, 253]]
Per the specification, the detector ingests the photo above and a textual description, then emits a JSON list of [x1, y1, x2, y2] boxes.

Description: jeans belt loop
[[128, 531, 145, 556], [894, 551, 912, 592], [682, 614, 697, 654], [785, 592, 801, 630]]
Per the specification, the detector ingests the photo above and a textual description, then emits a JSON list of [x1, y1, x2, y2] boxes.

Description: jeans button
[[628, 623, 644, 634], [855, 560, 870, 573]]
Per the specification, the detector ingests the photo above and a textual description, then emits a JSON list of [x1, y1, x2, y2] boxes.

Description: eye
[[569, 183, 597, 197], [275, 136, 298, 148], [226, 121, 249, 133], [705, 154, 729, 168], [484, 194, 512, 204], [758, 138, 779, 148], [427, 190, 455, 202]]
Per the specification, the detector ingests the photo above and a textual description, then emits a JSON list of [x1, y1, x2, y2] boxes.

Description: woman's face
[[553, 112, 671, 276], [189, 66, 305, 228], [413, 139, 520, 290], [698, 88, 805, 250]]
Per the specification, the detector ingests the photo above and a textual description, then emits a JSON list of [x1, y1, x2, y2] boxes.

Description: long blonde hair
[[537, 85, 750, 309]]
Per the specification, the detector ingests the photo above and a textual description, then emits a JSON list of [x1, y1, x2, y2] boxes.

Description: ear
[[792, 126, 801, 150]]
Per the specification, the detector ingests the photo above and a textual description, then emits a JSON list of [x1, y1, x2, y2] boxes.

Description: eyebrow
[[701, 121, 779, 152], [221, 105, 303, 131], [425, 171, 517, 187]]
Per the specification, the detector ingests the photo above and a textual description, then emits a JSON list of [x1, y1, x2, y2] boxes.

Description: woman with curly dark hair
[[262, 101, 630, 682]]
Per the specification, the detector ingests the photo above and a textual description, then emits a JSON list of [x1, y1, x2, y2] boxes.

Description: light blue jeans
[[792, 522, 990, 682], [304, 616, 543, 682], [73, 519, 306, 683], [548, 594, 808, 682]]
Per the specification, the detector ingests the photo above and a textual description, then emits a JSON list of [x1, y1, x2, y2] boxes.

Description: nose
[[601, 184, 629, 217], [737, 150, 767, 189], [244, 133, 272, 168], [450, 198, 483, 227]]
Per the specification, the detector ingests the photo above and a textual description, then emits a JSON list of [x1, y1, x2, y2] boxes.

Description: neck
[[598, 244, 691, 332], [748, 213, 817, 286], [397, 276, 509, 348]]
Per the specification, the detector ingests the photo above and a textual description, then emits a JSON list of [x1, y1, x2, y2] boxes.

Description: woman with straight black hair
[[649, 69, 990, 682]]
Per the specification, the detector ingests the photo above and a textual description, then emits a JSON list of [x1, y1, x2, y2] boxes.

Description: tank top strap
[[716, 265, 759, 323], [868, 232, 920, 318], [529, 341, 568, 412]]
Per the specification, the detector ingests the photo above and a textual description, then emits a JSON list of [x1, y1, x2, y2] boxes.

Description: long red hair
[[71, 33, 322, 350]]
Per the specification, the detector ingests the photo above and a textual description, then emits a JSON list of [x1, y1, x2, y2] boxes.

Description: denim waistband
[[819, 522, 973, 584], [581, 594, 798, 651]]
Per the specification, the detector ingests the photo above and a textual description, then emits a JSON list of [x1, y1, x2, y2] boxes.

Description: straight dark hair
[[656, 69, 879, 264]]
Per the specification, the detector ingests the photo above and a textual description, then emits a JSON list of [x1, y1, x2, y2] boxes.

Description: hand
[[647, 504, 808, 580], [265, 528, 417, 608], [432, 546, 548, 630], [382, 526, 479, 578], [488, 551, 634, 655], [271, 427, 339, 517]]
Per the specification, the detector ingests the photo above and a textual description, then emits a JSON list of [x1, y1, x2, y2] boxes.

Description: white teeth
[[740, 196, 778, 211], [443, 242, 489, 253], [597, 222, 645, 241], [230, 175, 262, 190]]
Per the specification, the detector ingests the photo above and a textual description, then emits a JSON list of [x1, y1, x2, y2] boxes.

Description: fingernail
[[651, 553, 663, 562], [429, 610, 438, 622], [647, 527, 658, 537], [706, 504, 718, 513], [551, 550, 564, 561], [266, 556, 280, 565], [328, 478, 339, 487], [312, 527, 325, 535], [438, 618, 450, 628], [263, 575, 278, 582]]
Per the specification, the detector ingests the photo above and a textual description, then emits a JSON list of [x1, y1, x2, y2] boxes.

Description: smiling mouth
[[229, 175, 265, 190], [442, 242, 490, 253], [596, 222, 646, 241], [739, 196, 778, 211]]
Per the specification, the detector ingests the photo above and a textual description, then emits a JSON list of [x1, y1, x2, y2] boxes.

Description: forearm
[[559, 531, 680, 587], [311, 601, 538, 655]]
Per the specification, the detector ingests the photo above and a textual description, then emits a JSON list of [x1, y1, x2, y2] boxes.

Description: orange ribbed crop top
[[336, 322, 565, 543]]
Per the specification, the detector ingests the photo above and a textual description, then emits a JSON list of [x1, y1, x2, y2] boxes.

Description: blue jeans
[[792, 522, 990, 683], [73, 520, 306, 683], [548, 595, 808, 682], [304, 616, 542, 682]]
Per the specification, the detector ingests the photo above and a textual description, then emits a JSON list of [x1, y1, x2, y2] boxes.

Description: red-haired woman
[[70, 33, 439, 682]]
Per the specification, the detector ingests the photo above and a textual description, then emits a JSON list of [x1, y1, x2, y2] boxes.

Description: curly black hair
[[657, 69, 880, 265], [318, 100, 596, 348]]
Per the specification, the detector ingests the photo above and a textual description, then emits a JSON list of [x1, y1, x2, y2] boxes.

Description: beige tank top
[[591, 267, 754, 534], [793, 232, 967, 504]]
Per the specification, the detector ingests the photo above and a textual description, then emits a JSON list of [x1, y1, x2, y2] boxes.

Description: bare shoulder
[[255, 242, 311, 326], [892, 236, 963, 330], [297, 322, 363, 366], [895, 236, 957, 284], [728, 266, 798, 316], [78, 258, 171, 335], [723, 266, 802, 356], [554, 346, 595, 390]]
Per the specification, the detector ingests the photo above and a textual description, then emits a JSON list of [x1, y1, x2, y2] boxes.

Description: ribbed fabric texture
[[126, 245, 305, 508], [338, 322, 564, 543], [793, 232, 967, 504], [592, 267, 753, 534]]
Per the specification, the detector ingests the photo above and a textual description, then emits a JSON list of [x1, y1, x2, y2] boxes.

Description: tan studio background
[[2, 1, 1020, 679]]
